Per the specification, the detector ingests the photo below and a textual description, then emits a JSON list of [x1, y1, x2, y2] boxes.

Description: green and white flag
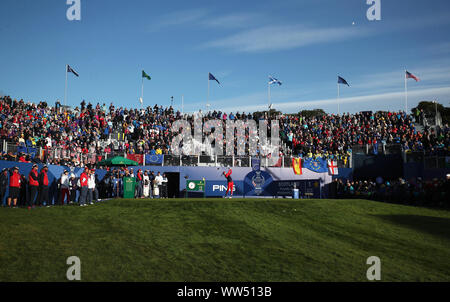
[[142, 70, 151, 80]]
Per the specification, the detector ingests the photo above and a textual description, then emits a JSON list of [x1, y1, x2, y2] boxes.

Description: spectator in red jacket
[[8, 167, 21, 208], [38, 165, 50, 207], [79, 167, 89, 206], [28, 164, 39, 209], [135, 169, 143, 198]]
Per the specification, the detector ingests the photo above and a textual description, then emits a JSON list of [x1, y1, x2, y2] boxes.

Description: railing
[[405, 151, 449, 169], [2, 141, 352, 168]]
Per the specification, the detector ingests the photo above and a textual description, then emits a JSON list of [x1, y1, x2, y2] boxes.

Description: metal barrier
[[2, 141, 352, 168]]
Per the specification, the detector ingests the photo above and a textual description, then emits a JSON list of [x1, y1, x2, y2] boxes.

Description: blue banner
[[204, 181, 244, 197], [268, 180, 321, 198], [303, 157, 328, 173], [145, 154, 163, 165], [28, 147, 37, 159], [251, 157, 261, 171], [17, 146, 28, 154]]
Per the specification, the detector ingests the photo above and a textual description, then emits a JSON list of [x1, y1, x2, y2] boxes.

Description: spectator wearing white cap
[[59, 170, 70, 205], [87, 169, 96, 205]]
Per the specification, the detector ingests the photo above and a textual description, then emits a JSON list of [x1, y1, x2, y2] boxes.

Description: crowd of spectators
[[0, 165, 170, 208], [1, 95, 448, 165], [329, 176, 450, 208]]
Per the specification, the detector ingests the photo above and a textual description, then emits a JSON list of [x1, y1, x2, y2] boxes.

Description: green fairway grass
[[0, 198, 449, 281]]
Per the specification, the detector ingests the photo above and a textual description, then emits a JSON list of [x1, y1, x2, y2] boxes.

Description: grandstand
[[0, 94, 448, 205]]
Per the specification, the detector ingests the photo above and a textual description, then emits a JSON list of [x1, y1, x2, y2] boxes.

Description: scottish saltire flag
[[406, 71, 420, 82], [327, 160, 338, 175], [142, 70, 151, 80], [209, 73, 220, 84], [292, 158, 302, 175], [269, 76, 282, 85], [145, 154, 163, 165], [67, 65, 79, 77], [303, 157, 328, 173], [338, 76, 349, 86]]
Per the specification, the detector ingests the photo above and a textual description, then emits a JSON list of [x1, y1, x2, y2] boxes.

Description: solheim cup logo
[[171, 119, 280, 165], [251, 171, 265, 195]]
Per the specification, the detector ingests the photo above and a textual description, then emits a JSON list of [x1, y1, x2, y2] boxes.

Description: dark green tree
[[411, 101, 449, 124]]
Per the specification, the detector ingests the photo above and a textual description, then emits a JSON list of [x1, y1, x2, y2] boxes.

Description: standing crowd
[[102, 168, 169, 199], [0, 165, 171, 209]]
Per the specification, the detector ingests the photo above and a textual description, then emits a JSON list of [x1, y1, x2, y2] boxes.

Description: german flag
[[292, 158, 302, 175]]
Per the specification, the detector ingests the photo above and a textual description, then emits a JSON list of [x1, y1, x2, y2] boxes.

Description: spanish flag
[[292, 158, 302, 175]]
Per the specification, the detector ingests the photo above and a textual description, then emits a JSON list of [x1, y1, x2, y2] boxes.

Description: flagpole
[[337, 81, 340, 115], [64, 64, 68, 108], [404, 69, 408, 113], [268, 79, 271, 112], [207, 73, 210, 112], [181, 95, 184, 116], [141, 76, 144, 110]]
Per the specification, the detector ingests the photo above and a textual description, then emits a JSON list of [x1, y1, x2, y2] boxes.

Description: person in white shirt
[[59, 170, 70, 205], [143, 171, 150, 198], [154, 172, 163, 198], [87, 170, 96, 205], [161, 173, 168, 198]]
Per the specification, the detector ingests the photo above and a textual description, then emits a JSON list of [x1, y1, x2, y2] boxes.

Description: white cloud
[[201, 13, 262, 29], [213, 86, 450, 114], [202, 24, 370, 53], [149, 8, 210, 31]]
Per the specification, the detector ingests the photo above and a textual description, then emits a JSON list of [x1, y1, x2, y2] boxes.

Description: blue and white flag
[[67, 65, 79, 77], [338, 76, 349, 86], [209, 73, 220, 84], [145, 154, 163, 165], [269, 76, 282, 86]]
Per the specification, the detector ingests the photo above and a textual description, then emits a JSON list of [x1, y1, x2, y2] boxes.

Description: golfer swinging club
[[223, 168, 233, 198]]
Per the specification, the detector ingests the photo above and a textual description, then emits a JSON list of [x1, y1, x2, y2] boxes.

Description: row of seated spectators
[[1, 95, 448, 162], [329, 177, 450, 208]]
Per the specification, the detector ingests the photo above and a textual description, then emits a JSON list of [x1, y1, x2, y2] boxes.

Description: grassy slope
[[0, 198, 449, 282]]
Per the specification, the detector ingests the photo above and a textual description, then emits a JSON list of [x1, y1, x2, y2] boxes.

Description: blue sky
[[1, 0, 450, 114]]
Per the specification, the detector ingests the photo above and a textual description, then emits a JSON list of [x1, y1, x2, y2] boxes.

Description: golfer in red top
[[223, 169, 233, 198]]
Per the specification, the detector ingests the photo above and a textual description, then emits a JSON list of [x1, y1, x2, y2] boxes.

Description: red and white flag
[[327, 160, 338, 175], [406, 71, 420, 82]]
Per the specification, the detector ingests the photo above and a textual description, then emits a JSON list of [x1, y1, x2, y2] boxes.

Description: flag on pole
[[338, 76, 349, 86], [269, 76, 282, 85], [209, 73, 220, 84], [406, 71, 419, 82], [142, 70, 151, 80], [67, 65, 79, 77], [327, 160, 338, 175], [292, 158, 302, 175]]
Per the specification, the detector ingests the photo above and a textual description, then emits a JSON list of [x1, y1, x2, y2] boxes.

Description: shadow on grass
[[376, 215, 450, 240]]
